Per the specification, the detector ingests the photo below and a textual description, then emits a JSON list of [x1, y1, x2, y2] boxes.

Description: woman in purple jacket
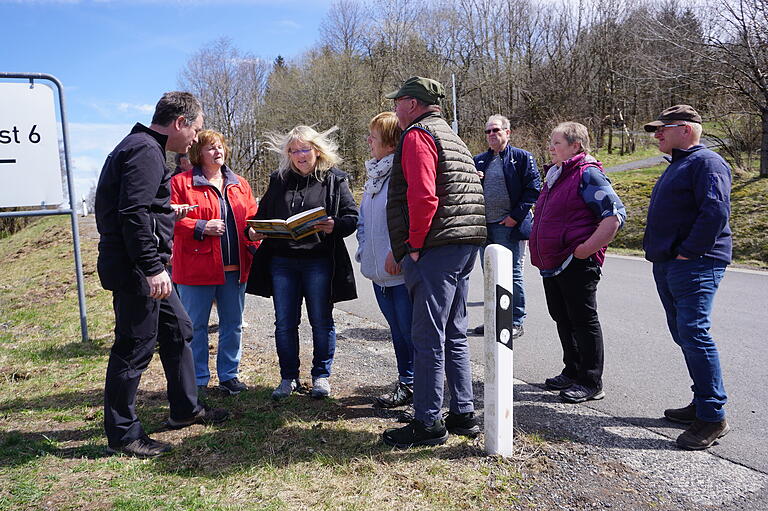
[[530, 122, 626, 403]]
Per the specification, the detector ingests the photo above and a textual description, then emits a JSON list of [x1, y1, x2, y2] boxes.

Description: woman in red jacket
[[171, 130, 258, 396]]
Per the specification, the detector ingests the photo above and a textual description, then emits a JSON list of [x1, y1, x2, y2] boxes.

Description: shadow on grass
[[31, 339, 110, 362], [0, 381, 489, 476]]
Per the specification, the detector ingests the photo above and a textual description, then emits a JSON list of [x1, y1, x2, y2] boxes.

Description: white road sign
[[0, 82, 65, 208]]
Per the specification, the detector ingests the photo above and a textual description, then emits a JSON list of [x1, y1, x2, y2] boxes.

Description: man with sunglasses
[[470, 115, 541, 338], [643, 105, 732, 451]]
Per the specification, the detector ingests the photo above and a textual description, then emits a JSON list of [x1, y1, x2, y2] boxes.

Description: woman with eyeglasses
[[529, 122, 626, 405], [246, 125, 358, 400], [171, 129, 259, 397]]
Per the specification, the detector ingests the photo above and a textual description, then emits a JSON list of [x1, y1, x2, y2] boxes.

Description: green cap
[[385, 76, 445, 105]]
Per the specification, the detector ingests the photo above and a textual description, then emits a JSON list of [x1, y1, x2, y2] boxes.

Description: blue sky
[[2, 0, 332, 203]]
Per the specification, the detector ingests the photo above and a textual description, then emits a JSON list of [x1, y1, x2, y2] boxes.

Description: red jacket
[[171, 167, 258, 285]]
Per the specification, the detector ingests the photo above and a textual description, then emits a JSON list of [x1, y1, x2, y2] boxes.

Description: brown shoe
[[676, 419, 730, 450], [664, 403, 696, 424]]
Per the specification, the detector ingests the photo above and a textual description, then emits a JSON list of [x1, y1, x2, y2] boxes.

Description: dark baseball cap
[[385, 76, 445, 105], [644, 105, 702, 132]]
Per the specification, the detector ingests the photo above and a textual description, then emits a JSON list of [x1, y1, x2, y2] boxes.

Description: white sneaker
[[311, 377, 331, 399], [271, 379, 298, 400]]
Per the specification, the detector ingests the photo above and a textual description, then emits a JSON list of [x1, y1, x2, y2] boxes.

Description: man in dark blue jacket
[[471, 115, 540, 339], [95, 92, 227, 457], [643, 105, 732, 451]]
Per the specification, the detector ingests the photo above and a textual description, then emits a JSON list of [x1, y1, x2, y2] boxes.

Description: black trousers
[[542, 257, 604, 389], [104, 287, 200, 447]]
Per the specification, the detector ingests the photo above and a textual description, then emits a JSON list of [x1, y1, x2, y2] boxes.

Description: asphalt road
[[339, 237, 768, 474]]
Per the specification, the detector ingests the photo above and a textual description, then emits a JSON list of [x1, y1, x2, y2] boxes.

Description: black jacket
[[246, 167, 359, 303], [474, 145, 541, 240], [94, 123, 173, 294]]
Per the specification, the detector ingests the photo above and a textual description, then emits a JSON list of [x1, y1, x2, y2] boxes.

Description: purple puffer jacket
[[530, 153, 606, 270]]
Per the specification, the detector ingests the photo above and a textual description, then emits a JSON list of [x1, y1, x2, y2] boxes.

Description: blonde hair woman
[[246, 125, 358, 400]]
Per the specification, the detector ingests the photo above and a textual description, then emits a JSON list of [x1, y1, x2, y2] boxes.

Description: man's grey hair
[[151, 92, 203, 127], [414, 98, 442, 112], [487, 114, 510, 129], [684, 121, 703, 139]]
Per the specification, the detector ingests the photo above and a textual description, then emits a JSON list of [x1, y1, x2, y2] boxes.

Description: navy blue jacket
[[95, 123, 174, 294], [474, 145, 541, 240], [644, 145, 732, 263]]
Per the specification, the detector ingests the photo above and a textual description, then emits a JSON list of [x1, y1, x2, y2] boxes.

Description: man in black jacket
[[95, 92, 227, 458]]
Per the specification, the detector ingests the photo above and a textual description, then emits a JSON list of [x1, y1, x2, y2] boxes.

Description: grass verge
[[0, 216, 543, 511], [609, 166, 768, 268]]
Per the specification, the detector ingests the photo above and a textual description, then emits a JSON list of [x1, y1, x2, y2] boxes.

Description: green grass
[[609, 164, 768, 267], [0, 216, 541, 511]]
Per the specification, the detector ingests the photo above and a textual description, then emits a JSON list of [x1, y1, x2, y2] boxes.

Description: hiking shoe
[[444, 411, 480, 438], [512, 325, 524, 339], [374, 382, 413, 408], [398, 406, 415, 423], [560, 384, 605, 403], [471, 324, 485, 335], [166, 405, 229, 430], [544, 373, 576, 390], [382, 418, 448, 448], [664, 403, 696, 424], [676, 419, 730, 450], [311, 377, 331, 399], [219, 377, 248, 395], [272, 378, 298, 400], [107, 434, 172, 458]]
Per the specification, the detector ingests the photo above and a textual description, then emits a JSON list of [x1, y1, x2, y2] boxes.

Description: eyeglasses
[[289, 148, 313, 155], [655, 124, 687, 133], [484, 127, 504, 134], [393, 96, 414, 107]]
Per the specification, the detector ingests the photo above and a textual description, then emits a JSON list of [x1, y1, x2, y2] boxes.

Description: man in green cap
[[382, 76, 486, 448]]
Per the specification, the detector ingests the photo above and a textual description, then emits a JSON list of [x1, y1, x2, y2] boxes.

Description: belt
[[223, 265, 240, 272]]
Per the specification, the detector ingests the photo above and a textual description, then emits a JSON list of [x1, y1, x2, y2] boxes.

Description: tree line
[[178, 0, 767, 195]]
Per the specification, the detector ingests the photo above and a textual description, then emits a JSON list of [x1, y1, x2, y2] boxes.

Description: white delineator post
[[483, 244, 514, 456]]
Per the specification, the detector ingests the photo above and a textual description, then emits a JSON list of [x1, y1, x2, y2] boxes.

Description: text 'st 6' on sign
[[0, 82, 64, 208]]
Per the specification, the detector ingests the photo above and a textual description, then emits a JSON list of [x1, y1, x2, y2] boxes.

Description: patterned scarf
[[363, 154, 394, 196]]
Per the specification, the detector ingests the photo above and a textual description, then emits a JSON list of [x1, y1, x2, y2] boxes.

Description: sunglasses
[[484, 127, 504, 134]]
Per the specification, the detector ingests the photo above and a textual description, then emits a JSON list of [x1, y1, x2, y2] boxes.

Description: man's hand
[[499, 216, 518, 227], [675, 255, 689, 260], [315, 217, 335, 234], [203, 219, 225, 236], [384, 251, 402, 275], [146, 271, 172, 299]]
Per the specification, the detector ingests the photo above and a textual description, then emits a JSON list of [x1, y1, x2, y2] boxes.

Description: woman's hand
[[171, 203, 194, 221], [315, 217, 335, 234], [384, 251, 402, 275], [203, 219, 225, 237], [247, 227, 266, 242], [573, 243, 593, 260]]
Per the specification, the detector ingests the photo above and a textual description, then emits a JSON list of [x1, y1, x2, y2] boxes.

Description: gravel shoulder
[[241, 293, 768, 510]]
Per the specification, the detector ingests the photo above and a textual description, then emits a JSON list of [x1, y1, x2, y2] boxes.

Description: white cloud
[[116, 102, 154, 114], [67, 122, 132, 201], [276, 20, 301, 30]]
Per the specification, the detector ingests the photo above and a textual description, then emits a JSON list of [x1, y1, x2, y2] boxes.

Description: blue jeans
[[403, 244, 478, 424], [373, 283, 414, 385], [178, 271, 246, 386], [271, 256, 335, 380], [652, 257, 728, 422], [480, 223, 526, 326]]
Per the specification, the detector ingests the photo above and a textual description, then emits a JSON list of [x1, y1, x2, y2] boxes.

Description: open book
[[247, 206, 328, 240]]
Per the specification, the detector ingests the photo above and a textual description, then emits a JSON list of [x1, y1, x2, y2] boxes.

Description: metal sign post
[[483, 244, 514, 456], [0, 72, 88, 343]]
